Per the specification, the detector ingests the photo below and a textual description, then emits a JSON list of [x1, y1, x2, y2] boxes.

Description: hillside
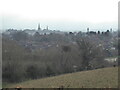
[[6, 67, 118, 88]]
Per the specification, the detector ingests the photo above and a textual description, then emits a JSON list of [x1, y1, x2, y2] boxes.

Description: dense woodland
[[2, 30, 118, 83]]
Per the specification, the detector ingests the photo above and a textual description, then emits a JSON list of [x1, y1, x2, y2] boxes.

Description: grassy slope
[[6, 67, 118, 88]]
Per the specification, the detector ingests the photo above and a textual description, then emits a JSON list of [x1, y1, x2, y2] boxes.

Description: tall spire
[[46, 26, 48, 30], [87, 27, 89, 32], [38, 23, 41, 30], [110, 28, 112, 32]]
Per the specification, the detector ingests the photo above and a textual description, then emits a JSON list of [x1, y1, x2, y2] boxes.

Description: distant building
[[4, 23, 65, 36], [24, 29, 36, 36], [4, 29, 18, 35], [38, 23, 41, 30], [98, 31, 100, 34], [110, 28, 112, 32], [87, 28, 89, 32], [89, 31, 96, 35], [46, 26, 48, 30]]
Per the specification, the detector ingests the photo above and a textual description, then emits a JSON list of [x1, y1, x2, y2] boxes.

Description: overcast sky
[[0, 0, 119, 31]]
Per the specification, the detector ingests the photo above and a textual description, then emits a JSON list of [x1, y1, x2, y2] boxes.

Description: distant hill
[[6, 67, 118, 88]]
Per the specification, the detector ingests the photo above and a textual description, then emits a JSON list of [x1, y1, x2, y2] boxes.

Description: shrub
[[3, 62, 24, 83], [46, 65, 55, 77], [26, 64, 40, 79]]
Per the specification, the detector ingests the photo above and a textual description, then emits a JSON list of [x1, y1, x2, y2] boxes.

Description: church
[[37, 23, 53, 35], [24, 23, 64, 35]]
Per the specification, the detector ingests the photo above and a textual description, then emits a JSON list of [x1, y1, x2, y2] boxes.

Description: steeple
[[110, 28, 112, 32], [87, 27, 89, 32], [46, 26, 48, 30], [38, 23, 41, 30]]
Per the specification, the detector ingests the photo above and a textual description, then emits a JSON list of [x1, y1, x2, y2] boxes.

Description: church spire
[[38, 23, 41, 30], [46, 26, 48, 30], [87, 27, 89, 32]]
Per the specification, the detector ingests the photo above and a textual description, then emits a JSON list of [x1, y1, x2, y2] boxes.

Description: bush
[[3, 62, 24, 83], [26, 64, 40, 79], [46, 66, 55, 77]]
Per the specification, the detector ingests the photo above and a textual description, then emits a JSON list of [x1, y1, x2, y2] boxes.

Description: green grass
[[5, 67, 118, 88]]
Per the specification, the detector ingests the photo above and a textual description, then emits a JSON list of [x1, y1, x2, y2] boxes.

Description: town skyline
[[1, 21, 118, 32]]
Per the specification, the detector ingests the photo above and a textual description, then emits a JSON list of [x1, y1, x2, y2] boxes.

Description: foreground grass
[[5, 67, 118, 88]]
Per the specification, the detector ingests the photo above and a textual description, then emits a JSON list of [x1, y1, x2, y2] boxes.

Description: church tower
[[87, 27, 89, 32], [110, 28, 112, 32], [38, 23, 41, 30], [46, 26, 48, 30]]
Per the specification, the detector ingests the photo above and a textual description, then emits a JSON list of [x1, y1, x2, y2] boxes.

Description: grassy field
[[5, 67, 118, 88]]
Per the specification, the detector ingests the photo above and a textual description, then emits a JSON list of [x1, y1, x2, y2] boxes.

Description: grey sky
[[0, 0, 119, 31]]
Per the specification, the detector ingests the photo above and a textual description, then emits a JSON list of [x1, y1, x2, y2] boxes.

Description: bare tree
[[76, 37, 105, 70], [60, 45, 73, 73]]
